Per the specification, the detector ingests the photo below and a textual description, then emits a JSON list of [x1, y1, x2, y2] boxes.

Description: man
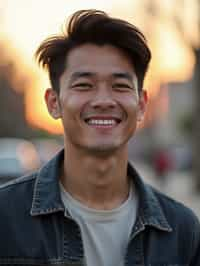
[[0, 9, 199, 266]]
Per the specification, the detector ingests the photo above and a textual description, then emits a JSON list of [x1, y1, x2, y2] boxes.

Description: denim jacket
[[0, 149, 199, 266]]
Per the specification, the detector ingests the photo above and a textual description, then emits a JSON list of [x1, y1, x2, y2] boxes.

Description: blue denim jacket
[[0, 149, 199, 265]]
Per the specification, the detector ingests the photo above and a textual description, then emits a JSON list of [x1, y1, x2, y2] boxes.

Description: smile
[[84, 117, 121, 127], [87, 119, 117, 125]]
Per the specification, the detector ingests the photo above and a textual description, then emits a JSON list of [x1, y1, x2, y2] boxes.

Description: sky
[[0, 0, 199, 133]]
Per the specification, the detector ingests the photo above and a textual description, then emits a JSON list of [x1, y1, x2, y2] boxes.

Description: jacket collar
[[127, 164, 172, 233], [31, 149, 172, 232], [30, 149, 65, 216]]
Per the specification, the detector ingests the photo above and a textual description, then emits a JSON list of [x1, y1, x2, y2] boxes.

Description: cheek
[[60, 93, 85, 111], [118, 96, 139, 114], [60, 94, 92, 124]]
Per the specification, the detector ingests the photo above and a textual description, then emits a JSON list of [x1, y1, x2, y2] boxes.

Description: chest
[[0, 215, 191, 266]]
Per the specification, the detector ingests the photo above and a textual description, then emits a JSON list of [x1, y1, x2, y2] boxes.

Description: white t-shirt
[[60, 182, 138, 266]]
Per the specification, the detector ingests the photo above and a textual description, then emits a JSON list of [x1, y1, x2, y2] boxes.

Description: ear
[[45, 88, 61, 119], [137, 90, 148, 122]]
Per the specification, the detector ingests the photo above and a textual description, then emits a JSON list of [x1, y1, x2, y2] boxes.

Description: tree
[[0, 43, 36, 138]]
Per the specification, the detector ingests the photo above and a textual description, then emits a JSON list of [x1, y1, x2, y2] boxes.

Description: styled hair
[[35, 9, 151, 93]]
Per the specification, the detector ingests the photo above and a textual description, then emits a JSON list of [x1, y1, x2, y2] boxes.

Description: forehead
[[64, 44, 135, 77]]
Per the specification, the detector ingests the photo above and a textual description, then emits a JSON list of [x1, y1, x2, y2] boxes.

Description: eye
[[112, 83, 133, 91], [72, 83, 93, 90]]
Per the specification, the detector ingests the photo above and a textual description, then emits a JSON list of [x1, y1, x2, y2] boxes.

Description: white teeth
[[87, 119, 116, 125]]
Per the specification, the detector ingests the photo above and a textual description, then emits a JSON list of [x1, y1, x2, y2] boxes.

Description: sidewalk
[[134, 161, 200, 219]]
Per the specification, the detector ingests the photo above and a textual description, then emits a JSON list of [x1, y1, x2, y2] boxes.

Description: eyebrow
[[69, 71, 134, 82], [70, 72, 94, 82], [112, 72, 133, 82]]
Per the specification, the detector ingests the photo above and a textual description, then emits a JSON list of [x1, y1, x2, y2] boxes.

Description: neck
[[60, 143, 130, 210]]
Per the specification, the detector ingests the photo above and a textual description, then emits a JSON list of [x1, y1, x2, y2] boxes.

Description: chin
[[84, 141, 125, 155]]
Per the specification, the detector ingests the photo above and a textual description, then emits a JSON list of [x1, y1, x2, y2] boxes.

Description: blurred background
[[0, 0, 200, 217]]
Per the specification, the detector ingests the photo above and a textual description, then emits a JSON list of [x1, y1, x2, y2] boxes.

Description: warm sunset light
[[149, 22, 195, 84], [1, 0, 199, 134], [24, 74, 64, 134]]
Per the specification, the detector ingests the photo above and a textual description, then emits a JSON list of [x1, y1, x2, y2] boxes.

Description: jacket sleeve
[[190, 214, 200, 266]]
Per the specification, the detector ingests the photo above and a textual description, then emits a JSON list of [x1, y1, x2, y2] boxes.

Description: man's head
[[35, 9, 151, 94], [35, 10, 151, 154]]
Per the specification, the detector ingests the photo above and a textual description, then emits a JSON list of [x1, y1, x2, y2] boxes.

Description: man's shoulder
[[149, 184, 200, 231], [0, 172, 36, 205]]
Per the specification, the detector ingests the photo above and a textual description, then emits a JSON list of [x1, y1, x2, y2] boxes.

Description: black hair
[[35, 9, 151, 93]]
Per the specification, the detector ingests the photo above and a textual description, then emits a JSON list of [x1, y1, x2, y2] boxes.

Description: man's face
[[46, 44, 147, 154]]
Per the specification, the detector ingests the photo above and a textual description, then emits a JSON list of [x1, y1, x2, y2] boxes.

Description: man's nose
[[90, 87, 117, 109]]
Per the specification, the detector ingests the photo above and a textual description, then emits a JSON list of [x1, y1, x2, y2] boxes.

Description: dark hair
[[35, 9, 151, 93]]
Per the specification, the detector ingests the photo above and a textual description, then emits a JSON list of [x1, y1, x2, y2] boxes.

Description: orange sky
[[0, 0, 199, 134]]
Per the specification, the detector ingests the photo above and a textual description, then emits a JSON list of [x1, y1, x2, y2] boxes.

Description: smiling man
[[0, 9, 199, 266]]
